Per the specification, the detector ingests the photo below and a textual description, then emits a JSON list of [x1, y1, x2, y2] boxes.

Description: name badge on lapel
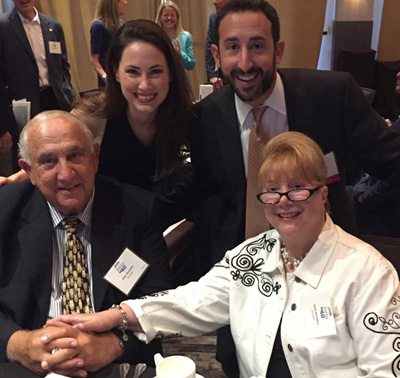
[[104, 248, 149, 295], [324, 152, 340, 185], [49, 41, 61, 54]]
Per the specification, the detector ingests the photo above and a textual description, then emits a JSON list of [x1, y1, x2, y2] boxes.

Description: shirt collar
[[235, 72, 287, 129], [294, 215, 338, 288], [48, 189, 95, 230], [259, 215, 338, 289], [17, 7, 40, 24]]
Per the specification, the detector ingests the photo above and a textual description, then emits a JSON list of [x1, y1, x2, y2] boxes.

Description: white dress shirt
[[18, 7, 50, 87], [235, 73, 288, 176], [125, 215, 400, 378]]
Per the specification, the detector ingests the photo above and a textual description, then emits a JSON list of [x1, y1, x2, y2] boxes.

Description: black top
[[98, 112, 192, 197], [98, 112, 157, 191], [266, 321, 292, 378]]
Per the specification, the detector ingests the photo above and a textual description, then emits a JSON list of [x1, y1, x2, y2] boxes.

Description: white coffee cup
[[155, 353, 196, 378]]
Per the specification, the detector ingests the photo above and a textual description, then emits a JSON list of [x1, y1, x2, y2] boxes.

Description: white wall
[[318, 0, 385, 69], [371, 0, 384, 52], [318, 0, 336, 70], [336, 0, 374, 21]]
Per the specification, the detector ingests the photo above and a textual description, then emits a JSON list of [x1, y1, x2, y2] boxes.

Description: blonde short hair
[[259, 132, 327, 188]]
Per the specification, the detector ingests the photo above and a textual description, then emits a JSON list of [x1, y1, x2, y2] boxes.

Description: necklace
[[281, 245, 307, 270]]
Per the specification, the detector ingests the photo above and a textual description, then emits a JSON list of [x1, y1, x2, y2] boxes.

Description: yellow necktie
[[61, 218, 93, 314]]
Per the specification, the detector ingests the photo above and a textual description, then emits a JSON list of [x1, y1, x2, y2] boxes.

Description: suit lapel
[[19, 188, 53, 321], [91, 179, 127, 310], [279, 69, 315, 134], [213, 88, 247, 197], [8, 8, 36, 64]]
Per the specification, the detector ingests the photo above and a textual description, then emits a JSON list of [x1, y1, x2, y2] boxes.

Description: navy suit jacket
[[0, 175, 172, 364], [0, 8, 74, 117], [165, 68, 400, 266]]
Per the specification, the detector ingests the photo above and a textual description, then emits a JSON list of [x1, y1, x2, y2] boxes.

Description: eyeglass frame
[[256, 187, 321, 205]]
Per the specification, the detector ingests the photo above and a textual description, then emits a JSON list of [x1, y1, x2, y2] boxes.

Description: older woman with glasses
[[46, 132, 400, 378]]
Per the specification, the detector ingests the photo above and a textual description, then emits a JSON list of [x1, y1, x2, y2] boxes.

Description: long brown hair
[[104, 19, 193, 181], [94, 0, 122, 33]]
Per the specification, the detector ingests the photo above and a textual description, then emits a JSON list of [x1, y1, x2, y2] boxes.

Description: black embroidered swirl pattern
[[364, 312, 400, 376], [230, 235, 281, 297], [139, 290, 170, 300], [392, 296, 400, 306]]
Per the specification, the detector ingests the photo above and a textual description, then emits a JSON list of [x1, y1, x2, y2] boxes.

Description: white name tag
[[324, 152, 340, 184], [49, 41, 61, 54], [104, 248, 149, 295], [303, 293, 337, 338]]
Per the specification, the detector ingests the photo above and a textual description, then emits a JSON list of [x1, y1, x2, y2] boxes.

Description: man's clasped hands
[[7, 319, 121, 378]]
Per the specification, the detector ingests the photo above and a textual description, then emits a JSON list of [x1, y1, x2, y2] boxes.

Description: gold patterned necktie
[[245, 106, 270, 239], [61, 217, 93, 314]]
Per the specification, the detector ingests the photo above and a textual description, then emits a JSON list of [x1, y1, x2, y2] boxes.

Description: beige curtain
[[270, 0, 327, 69], [377, 0, 400, 61], [35, 0, 326, 98]]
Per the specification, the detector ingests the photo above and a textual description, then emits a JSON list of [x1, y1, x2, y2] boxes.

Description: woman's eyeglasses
[[256, 187, 320, 205]]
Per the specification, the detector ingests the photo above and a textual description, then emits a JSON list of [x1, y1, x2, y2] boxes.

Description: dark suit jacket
[[0, 69, 18, 141], [205, 12, 218, 81], [166, 68, 400, 266], [0, 8, 75, 117], [0, 175, 173, 365]]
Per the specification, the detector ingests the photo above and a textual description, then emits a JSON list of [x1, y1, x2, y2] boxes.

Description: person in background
[[0, 111, 172, 378], [156, 1, 195, 72], [0, 69, 19, 176], [205, 0, 230, 90], [47, 132, 400, 378], [70, 91, 107, 145], [90, 0, 128, 88], [390, 71, 400, 129], [348, 71, 400, 238], [0, 0, 75, 118]]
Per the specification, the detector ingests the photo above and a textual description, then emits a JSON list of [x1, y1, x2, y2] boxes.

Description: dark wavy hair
[[215, 0, 280, 46], [104, 19, 192, 181]]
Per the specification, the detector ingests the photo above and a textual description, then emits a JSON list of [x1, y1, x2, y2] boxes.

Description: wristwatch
[[102, 73, 107, 80]]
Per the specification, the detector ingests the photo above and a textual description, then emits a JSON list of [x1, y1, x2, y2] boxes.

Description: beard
[[221, 61, 276, 103]]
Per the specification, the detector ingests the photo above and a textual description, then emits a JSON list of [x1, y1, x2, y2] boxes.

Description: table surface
[[0, 363, 155, 378]]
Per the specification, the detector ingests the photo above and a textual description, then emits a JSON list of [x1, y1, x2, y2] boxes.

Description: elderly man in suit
[[164, 0, 400, 376], [0, 0, 74, 118], [0, 111, 172, 377]]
